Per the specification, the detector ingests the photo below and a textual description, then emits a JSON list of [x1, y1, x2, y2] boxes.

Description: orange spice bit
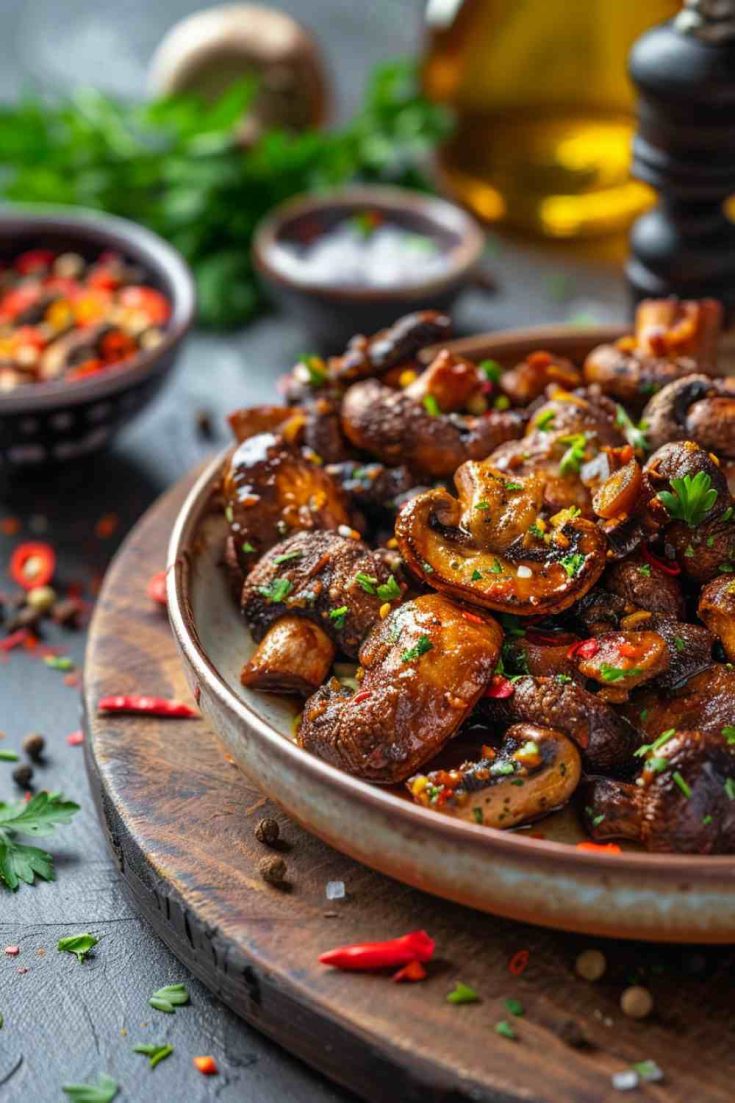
[[616, 335, 636, 352], [620, 610, 651, 630], [576, 841, 622, 854], [385, 537, 399, 550], [0, 516, 20, 536], [398, 368, 418, 388], [527, 350, 552, 369], [481, 744, 497, 761], [379, 602, 391, 619], [393, 959, 427, 983], [95, 513, 119, 539], [193, 1056, 218, 1075]]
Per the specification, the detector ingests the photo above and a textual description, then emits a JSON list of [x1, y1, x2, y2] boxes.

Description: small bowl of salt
[[252, 185, 485, 349]]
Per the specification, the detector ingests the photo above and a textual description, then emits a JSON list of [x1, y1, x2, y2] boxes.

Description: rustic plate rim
[[167, 323, 735, 882]]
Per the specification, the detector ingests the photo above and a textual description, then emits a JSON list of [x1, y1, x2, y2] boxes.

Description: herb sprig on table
[[0, 790, 79, 890], [0, 61, 450, 328]]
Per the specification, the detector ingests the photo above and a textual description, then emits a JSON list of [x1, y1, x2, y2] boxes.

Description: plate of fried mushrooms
[[168, 302, 735, 942]]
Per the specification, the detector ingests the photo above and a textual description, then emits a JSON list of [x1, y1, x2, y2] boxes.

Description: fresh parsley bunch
[[0, 790, 79, 890], [0, 60, 451, 328]]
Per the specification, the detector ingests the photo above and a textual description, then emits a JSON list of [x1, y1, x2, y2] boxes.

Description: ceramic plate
[[168, 325, 735, 943]]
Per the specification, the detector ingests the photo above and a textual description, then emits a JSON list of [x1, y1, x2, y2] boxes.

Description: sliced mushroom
[[698, 576, 735, 663], [407, 723, 581, 828], [480, 675, 640, 774], [642, 374, 735, 458], [341, 353, 524, 478], [582, 730, 735, 853], [222, 432, 351, 571], [395, 460, 606, 617], [330, 310, 452, 384], [297, 594, 503, 783], [241, 615, 336, 695], [241, 529, 405, 659]]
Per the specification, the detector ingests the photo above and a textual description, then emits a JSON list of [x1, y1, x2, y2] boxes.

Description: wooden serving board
[[83, 472, 735, 1103]]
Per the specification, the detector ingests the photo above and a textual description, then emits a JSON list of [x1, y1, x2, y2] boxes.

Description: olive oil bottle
[[423, 0, 680, 237]]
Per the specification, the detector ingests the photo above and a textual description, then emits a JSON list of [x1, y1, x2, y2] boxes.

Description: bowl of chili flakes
[[0, 207, 195, 468]]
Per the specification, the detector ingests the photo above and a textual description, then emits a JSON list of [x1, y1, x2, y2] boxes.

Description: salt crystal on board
[[611, 1070, 639, 1092], [325, 880, 346, 901]]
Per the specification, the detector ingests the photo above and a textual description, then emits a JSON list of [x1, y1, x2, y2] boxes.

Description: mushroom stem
[[241, 615, 336, 695]]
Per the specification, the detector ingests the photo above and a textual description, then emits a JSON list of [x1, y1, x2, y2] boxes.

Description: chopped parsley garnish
[[556, 673, 573, 684], [302, 354, 327, 387], [479, 358, 502, 383], [725, 778, 735, 800], [423, 394, 440, 417], [703, 814, 713, 826], [559, 433, 587, 476], [148, 983, 190, 1013], [674, 636, 686, 652], [560, 553, 585, 578], [672, 772, 691, 799], [471, 569, 483, 581], [472, 807, 483, 824], [504, 481, 523, 491], [475, 500, 490, 511], [489, 558, 504, 574], [273, 549, 304, 565], [528, 522, 545, 538], [534, 410, 556, 431], [354, 572, 378, 594], [242, 541, 255, 554], [133, 1043, 174, 1070], [719, 563, 735, 574], [494, 394, 511, 411], [707, 535, 715, 548], [62, 1075, 119, 1103], [329, 606, 349, 628], [57, 932, 99, 964], [447, 981, 480, 1005], [637, 563, 652, 577], [505, 998, 524, 1016], [598, 663, 643, 683], [401, 635, 433, 662], [224, 505, 234, 523], [722, 725, 735, 744], [258, 578, 293, 604], [494, 1020, 516, 1039], [635, 728, 676, 758], [490, 761, 515, 777], [658, 471, 718, 527], [615, 404, 649, 451], [723, 506, 734, 523], [421, 560, 434, 574], [376, 575, 401, 602], [684, 544, 695, 558]]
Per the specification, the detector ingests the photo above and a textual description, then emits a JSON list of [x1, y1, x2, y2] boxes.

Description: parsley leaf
[[479, 359, 502, 383], [0, 791, 79, 891], [273, 549, 303, 565], [598, 664, 643, 683], [257, 578, 293, 604], [560, 553, 585, 578], [57, 933, 99, 964], [446, 981, 479, 1005], [62, 1074, 119, 1103], [376, 575, 401, 602], [615, 404, 649, 451], [133, 1043, 174, 1069], [558, 433, 587, 476], [422, 395, 440, 416], [329, 606, 349, 628], [401, 635, 433, 662], [149, 982, 190, 1013], [658, 471, 718, 527]]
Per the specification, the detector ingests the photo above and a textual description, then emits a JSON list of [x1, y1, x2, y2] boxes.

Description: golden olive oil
[[423, 0, 680, 237]]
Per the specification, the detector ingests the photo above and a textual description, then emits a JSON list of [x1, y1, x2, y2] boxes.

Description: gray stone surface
[[0, 2, 626, 1099]]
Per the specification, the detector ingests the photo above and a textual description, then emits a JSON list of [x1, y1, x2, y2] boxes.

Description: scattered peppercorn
[[620, 985, 654, 1020], [258, 855, 287, 886], [575, 948, 607, 981], [11, 764, 33, 789], [21, 733, 45, 761], [255, 817, 280, 847]]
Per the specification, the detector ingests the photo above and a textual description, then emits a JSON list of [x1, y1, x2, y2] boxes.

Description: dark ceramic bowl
[[0, 207, 195, 469], [252, 185, 485, 349]]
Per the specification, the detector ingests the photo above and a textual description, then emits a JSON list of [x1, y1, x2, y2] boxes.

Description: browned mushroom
[[583, 298, 722, 409], [604, 551, 685, 619], [480, 675, 640, 774], [324, 460, 419, 520], [341, 351, 524, 478], [329, 310, 452, 384], [500, 350, 582, 406], [297, 594, 503, 783], [395, 459, 607, 617], [407, 723, 581, 828], [582, 730, 735, 853], [228, 404, 302, 443], [240, 615, 336, 695], [626, 664, 735, 741], [698, 576, 735, 663], [241, 529, 405, 659], [642, 374, 735, 458], [222, 432, 351, 571], [570, 630, 669, 701]]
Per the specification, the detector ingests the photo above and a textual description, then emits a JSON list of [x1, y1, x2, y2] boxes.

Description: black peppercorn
[[12, 764, 33, 790], [21, 733, 45, 761], [255, 817, 280, 846], [258, 855, 287, 885]]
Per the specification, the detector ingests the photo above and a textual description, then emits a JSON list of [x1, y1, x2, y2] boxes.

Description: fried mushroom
[[698, 576, 735, 663], [240, 616, 336, 695], [297, 594, 503, 783], [407, 723, 581, 828], [395, 460, 607, 617], [643, 374, 735, 458]]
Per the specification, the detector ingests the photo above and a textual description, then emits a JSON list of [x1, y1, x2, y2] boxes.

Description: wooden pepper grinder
[[627, 1, 735, 316]]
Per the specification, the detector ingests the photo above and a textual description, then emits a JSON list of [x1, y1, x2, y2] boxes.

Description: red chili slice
[[618, 642, 641, 659], [98, 694, 197, 718], [15, 249, 55, 275], [508, 949, 530, 976], [461, 610, 485, 625], [567, 638, 599, 660], [484, 674, 515, 699], [576, 841, 622, 854], [641, 544, 681, 577], [9, 542, 56, 590], [352, 690, 371, 705], [147, 570, 168, 606], [119, 285, 171, 325]]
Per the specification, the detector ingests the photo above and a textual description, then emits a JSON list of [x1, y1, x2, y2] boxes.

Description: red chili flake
[[576, 841, 622, 854], [193, 1056, 218, 1076], [393, 960, 427, 983], [567, 638, 599, 660], [146, 570, 168, 607], [319, 930, 435, 972], [4, 946, 20, 956], [461, 610, 485, 625], [508, 949, 530, 976], [9, 541, 56, 590], [95, 513, 119, 540], [64, 672, 81, 688], [618, 642, 641, 659], [67, 730, 84, 746], [98, 694, 198, 718], [352, 690, 371, 705], [484, 674, 515, 699], [0, 629, 29, 653], [641, 544, 681, 577]]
